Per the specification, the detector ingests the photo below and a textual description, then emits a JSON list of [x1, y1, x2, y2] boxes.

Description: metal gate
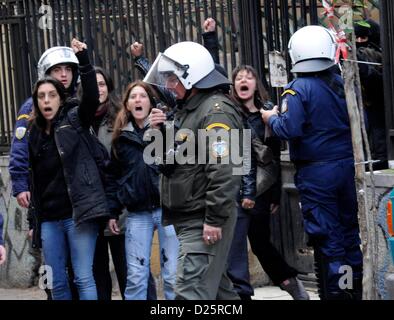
[[0, 0, 325, 152], [20, 0, 241, 97], [238, 0, 319, 102], [381, 0, 394, 159], [0, 1, 29, 153]]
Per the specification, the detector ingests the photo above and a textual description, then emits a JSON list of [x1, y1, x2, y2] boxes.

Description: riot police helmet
[[288, 25, 337, 73], [144, 41, 230, 90]]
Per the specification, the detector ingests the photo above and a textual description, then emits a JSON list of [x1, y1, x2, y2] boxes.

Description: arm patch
[[15, 127, 27, 140]]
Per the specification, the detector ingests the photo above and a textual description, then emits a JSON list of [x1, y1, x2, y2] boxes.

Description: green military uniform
[[161, 90, 243, 300]]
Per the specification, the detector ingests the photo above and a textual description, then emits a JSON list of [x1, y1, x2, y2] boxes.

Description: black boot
[[326, 291, 353, 300], [347, 278, 363, 300], [238, 293, 252, 300]]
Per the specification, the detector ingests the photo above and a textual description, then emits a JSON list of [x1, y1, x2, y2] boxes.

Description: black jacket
[[202, 31, 220, 64], [241, 110, 282, 204], [106, 122, 160, 217], [29, 49, 110, 229]]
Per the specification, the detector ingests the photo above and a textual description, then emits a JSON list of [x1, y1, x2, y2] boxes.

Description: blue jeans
[[125, 209, 179, 300], [41, 218, 99, 300]]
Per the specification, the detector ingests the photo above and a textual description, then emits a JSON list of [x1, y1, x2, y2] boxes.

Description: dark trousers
[[93, 233, 157, 300], [93, 233, 127, 300], [295, 158, 363, 297], [227, 194, 297, 296], [366, 110, 388, 170]]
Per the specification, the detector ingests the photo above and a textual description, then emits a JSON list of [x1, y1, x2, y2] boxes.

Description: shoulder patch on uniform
[[281, 98, 288, 114], [15, 127, 27, 140], [211, 140, 229, 158], [17, 114, 30, 121], [206, 122, 230, 131], [281, 89, 296, 97]]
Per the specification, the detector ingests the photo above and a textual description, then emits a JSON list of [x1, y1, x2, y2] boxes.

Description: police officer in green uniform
[[145, 41, 243, 300]]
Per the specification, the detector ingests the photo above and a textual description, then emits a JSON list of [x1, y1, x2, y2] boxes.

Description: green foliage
[[354, 0, 368, 8], [355, 20, 371, 28]]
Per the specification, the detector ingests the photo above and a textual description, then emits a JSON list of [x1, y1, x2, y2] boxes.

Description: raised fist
[[203, 18, 216, 33], [130, 42, 144, 58], [71, 38, 87, 53]]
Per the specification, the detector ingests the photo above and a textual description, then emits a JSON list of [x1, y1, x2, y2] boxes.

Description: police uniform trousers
[[173, 209, 240, 300], [294, 158, 363, 298]]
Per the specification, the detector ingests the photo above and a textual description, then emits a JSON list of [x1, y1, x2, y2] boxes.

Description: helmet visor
[[143, 53, 186, 88]]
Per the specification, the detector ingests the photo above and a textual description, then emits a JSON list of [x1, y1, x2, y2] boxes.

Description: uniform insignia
[[281, 89, 296, 96], [211, 140, 229, 158], [206, 122, 230, 131], [281, 98, 288, 114], [17, 114, 30, 121], [15, 127, 27, 140], [178, 133, 189, 141]]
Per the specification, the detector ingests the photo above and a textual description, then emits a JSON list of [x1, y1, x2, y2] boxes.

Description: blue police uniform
[[268, 71, 363, 299], [9, 98, 33, 197]]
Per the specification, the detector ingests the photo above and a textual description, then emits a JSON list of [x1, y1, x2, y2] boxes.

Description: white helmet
[[37, 46, 79, 79], [144, 41, 230, 90], [288, 25, 337, 73]]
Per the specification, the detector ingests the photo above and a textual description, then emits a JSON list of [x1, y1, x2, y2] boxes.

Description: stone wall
[[0, 156, 39, 288], [365, 171, 394, 299]]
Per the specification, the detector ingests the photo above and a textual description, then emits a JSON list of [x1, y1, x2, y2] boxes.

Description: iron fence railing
[[1, 1, 385, 154], [381, 0, 394, 159]]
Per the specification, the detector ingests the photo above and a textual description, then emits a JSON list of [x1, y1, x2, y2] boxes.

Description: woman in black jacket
[[88, 67, 128, 300], [106, 80, 178, 300], [227, 65, 309, 300], [28, 39, 108, 300]]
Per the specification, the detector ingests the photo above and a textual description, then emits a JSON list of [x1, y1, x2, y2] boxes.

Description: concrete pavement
[[252, 285, 319, 300], [0, 285, 319, 300]]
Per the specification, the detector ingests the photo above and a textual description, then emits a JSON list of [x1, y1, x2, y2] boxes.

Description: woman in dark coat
[[28, 39, 108, 300], [106, 81, 179, 300]]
